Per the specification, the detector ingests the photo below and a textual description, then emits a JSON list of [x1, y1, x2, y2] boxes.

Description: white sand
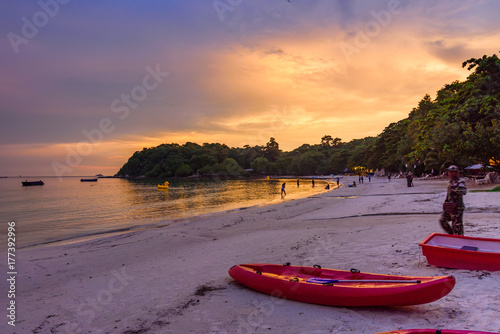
[[3, 176, 500, 334]]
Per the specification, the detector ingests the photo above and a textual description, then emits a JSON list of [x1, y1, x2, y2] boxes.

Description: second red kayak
[[420, 233, 500, 271], [228, 263, 455, 307]]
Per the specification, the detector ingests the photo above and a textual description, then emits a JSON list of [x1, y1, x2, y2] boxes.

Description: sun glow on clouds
[[195, 35, 462, 147]]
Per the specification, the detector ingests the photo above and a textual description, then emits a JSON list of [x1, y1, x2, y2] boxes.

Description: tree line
[[117, 53, 500, 178]]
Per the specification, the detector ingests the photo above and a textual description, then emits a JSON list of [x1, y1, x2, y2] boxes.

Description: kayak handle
[[313, 264, 322, 269], [307, 277, 422, 284], [333, 279, 422, 283], [350, 268, 360, 273]]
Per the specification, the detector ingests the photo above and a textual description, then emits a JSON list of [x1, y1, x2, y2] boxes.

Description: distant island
[[117, 53, 500, 178]]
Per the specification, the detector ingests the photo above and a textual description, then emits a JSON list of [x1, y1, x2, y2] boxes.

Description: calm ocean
[[0, 177, 329, 248]]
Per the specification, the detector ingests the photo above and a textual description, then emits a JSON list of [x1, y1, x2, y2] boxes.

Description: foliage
[[175, 164, 193, 177], [263, 137, 281, 162], [363, 52, 500, 175], [250, 157, 271, 174]]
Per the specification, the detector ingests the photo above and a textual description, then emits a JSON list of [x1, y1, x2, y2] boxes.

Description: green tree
[[223, 158, 242, 176], [321, 135, 342, 148], [321, 135, 333, 146], [276, 155, 294, 175], [251, 157, 270, 174], [175, 164, 193, 177], [263, 137, 281, 162], [293, 151, 324, 175]]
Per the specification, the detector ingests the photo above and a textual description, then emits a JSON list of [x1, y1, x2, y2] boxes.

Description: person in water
[[439, 165, 467, 235], [281, 182, 286, 198]]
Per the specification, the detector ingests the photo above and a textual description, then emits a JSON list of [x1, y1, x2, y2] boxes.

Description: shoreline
[[4, 177, 333, 250], [6, 176, 500, 333], [26, 179, 336, 250]]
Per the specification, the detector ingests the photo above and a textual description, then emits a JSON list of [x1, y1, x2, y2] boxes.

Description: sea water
[[0, 177, 329, 248]]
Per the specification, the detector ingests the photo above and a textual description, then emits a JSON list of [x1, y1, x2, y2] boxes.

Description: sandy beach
[[4, 176, 500, 334]]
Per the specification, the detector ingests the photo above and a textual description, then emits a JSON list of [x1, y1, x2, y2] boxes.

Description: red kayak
[[376, 329, 498, 334], [228, 263, 455, 307], [420, 233, 500, 271]]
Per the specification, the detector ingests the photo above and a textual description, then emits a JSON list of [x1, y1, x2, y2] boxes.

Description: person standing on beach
[[439, 165, 467, 235], [336, 177, 340, 187], [281, 182, 286, 198], [406, 172, 413, 187]]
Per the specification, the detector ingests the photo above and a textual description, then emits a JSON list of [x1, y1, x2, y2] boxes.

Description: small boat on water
[[228, 263, 455, 307], [420, 233, 500, 271], [376, 329, 497, 334], [80, 178, 98, 182], [157, 181, 169, 190], [22, 180, 44, 186]]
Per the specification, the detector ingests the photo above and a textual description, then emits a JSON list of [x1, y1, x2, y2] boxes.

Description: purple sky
[[1, 0, 499, 176]]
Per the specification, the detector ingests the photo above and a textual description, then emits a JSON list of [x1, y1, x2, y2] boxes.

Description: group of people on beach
[[283, 166, 467, 236], [281, 180, 313, 198], [282, 177, 341, 198]]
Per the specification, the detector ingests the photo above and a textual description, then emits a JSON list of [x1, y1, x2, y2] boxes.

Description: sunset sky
[[1, 0, 499, 176]]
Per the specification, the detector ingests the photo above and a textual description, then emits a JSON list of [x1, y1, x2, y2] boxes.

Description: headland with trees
[[117, 53, 500, 178]]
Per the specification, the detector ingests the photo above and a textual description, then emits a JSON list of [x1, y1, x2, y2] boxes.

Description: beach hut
[[464, 164, 492, 176]]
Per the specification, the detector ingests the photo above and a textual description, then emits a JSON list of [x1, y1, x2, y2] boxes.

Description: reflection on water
[[0, 177, 329, 248]]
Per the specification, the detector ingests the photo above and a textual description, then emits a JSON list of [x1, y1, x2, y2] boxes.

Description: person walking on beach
[[281, 182, 286, 198], [406, 172, 413, 187], [439, 165, 467, 235]]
